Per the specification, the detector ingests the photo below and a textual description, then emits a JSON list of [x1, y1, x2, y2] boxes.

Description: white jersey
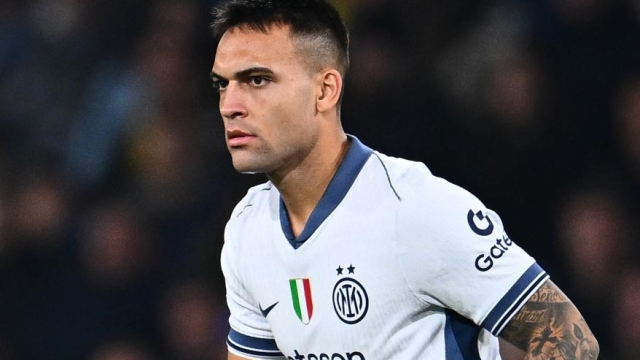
[[221, 136, 548, 360]]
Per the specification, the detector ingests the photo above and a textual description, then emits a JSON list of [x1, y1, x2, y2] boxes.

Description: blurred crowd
[[0, 0, 639, 359]]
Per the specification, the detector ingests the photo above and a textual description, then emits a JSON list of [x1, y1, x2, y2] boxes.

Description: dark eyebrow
[[210, 71, 225, 82], [210, 67, 275, 82]]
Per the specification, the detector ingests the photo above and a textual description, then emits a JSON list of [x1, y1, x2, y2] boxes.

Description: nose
[[219, 83, 248, 120]]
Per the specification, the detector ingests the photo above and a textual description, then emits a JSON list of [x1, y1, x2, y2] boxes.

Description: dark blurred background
[[0, 0, 639, 359]]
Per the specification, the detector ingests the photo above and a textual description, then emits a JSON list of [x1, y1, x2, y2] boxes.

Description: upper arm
[[499, 279, 599, 359], [396, 172, 546, 326]]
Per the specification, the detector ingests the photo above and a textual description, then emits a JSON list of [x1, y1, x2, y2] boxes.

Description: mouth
[[226, 129, 256, 147]]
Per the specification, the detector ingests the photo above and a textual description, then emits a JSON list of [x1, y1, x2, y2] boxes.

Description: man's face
[[212, 25, 321, 176]]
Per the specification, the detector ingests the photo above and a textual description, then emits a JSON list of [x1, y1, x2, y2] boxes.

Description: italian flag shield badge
[[289, 278, 313, 324]]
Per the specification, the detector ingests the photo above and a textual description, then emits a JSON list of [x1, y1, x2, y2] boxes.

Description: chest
[[237, 206, 425, 355]]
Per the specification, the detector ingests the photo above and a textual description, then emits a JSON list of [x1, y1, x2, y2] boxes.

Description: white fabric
[[221, 140, 547, 359]]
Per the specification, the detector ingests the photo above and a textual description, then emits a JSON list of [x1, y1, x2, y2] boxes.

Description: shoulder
[[369, 151, 431, 182], [365, 151, 431, 199], [381, 153, 506, 260], [228, 181, 274, 219], [224, 181, 275, 239], [372, 151, 483, 210]]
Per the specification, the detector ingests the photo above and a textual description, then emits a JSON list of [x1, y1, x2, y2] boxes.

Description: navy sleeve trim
[[227, 328, 284, 358], [481, 263, 549, 336]]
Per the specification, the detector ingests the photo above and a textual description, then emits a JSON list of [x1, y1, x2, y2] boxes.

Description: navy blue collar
[[279, 135, 373, 249]]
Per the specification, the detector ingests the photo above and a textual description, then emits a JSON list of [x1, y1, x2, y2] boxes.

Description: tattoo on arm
[[500, 280, 599, 360]]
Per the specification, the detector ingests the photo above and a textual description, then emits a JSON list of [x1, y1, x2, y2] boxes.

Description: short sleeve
[[221, 220, 285, 359], [396, 167, 549, 336]]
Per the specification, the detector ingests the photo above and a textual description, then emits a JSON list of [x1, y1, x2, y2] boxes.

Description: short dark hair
[[211, 0, 349, 75]]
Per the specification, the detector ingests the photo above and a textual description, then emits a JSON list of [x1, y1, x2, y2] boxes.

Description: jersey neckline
[[279, 135, 373, 249]]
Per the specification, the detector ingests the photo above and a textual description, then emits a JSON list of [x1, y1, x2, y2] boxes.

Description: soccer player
[[210, 0, 599, 359]]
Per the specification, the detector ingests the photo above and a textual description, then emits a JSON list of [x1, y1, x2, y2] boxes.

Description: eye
[[212, 79, 228, 91], [249, 76, 270, 87]]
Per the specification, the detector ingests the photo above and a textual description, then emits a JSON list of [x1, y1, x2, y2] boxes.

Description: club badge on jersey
[[333, 264, 369, 325]]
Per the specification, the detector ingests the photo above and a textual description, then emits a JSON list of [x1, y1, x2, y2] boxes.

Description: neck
[[270, 132, 349, 237]]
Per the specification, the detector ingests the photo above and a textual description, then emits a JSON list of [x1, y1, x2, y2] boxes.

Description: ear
[[316, 69, 343, 113]]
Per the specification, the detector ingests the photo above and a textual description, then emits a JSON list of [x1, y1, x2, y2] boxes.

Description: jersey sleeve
[[395, 165, 549, 337], [221, 196, 285, 359]]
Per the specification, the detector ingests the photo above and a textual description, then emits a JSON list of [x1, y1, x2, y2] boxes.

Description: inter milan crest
[[289, 278, 314, 325], [333, 264, 369, 324]]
